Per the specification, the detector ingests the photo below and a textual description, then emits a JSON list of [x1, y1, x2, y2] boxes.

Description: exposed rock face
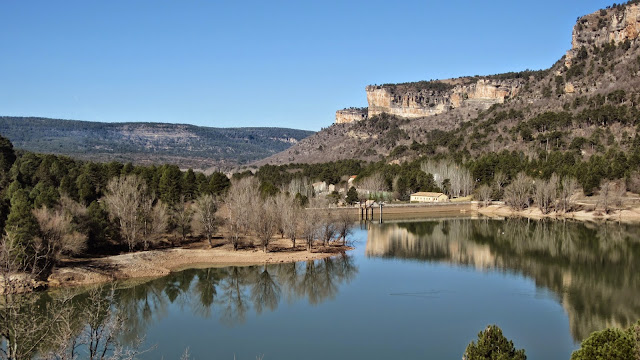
[[364, 78, 522, 119], [566, 3, 640, 67], [335, 108, 367, 124]]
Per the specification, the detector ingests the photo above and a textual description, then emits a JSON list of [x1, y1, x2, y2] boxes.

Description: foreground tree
[[463, 325, 526, 360], [193, 194, 219, 248], [570, 327, 635, 360]]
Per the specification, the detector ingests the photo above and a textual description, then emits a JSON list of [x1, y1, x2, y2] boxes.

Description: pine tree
[[463, 325, 526, 360], [4, 189, 39, 271]]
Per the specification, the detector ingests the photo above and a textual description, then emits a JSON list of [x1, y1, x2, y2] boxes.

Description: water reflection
[[0, 254, 357, 357], [366, 218, 640, 340]]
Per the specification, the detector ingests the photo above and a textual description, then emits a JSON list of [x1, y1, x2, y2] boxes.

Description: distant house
[[348, 175, 357, 187], [410, 192, 449, 203]]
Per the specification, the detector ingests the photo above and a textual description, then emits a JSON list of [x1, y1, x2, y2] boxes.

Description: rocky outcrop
[[566, 3, 640, 66], [335, 108, 368, 124], [364, 78, 522, 119]]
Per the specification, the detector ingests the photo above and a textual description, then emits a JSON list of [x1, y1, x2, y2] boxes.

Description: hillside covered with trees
[[0, 117, 314, 170]]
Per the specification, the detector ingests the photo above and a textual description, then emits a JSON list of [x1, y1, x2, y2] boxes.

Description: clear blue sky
[[1, 0, 614, 131]]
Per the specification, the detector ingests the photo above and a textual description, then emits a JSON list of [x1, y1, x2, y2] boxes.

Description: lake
[[4, 217, 640, 359]]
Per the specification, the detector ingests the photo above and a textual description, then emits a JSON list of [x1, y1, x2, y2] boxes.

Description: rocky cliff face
[[364, 78, 522, 120], [566, 2, 640, 66], [335, 108, 367, 124]]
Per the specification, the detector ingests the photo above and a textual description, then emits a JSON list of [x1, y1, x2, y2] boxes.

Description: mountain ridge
[[0, 116, 314, 171]]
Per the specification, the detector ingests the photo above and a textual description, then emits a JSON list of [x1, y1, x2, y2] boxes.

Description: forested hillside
[[0, 117, 313, 170]]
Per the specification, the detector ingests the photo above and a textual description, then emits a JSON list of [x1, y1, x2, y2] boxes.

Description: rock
[[566, 3, 640, 67], [335, 108, 367, 124], [565, 82, 576, 94]]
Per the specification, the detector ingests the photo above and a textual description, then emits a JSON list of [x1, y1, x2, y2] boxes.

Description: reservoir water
[[5, 217, 640, 359]]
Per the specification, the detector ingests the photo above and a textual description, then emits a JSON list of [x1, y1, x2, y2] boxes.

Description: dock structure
[[359, 200, 384, 223]]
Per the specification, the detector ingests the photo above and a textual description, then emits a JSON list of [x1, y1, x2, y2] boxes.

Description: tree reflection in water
[[0, 254, 358, 357], [366, 218, 640, 341]]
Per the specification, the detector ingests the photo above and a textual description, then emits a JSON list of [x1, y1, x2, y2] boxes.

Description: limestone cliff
[[566, 2, 640, 67], [335, 108, 367, 124], [365, 78, 522, 120]]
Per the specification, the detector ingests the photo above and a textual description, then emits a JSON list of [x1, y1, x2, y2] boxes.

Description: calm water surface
[[10, 217, 640, 359]]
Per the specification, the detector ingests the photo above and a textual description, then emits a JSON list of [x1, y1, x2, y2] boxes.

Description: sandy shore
[[48, 237, 352, 289], [477, 203, 640, 223]]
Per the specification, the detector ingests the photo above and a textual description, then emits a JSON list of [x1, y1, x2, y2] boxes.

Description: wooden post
[[379, 203, 383, 223]]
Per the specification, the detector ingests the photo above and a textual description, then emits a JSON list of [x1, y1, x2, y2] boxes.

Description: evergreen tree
[[182, 169, 198, 200], [208, 172, 231, 196], [346, 186, 359, 204], [4, 189, 39, 270], [463, 325, 526, 360], [158, 165, 182, 205]]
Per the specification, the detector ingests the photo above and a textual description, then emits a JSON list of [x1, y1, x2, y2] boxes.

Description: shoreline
[[477, 203, 640, 223], [44, 238, 352, 291], [7, 201, 640, 294]]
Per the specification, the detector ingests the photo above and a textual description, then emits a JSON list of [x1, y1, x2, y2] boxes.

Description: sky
[[0, 0, 616, 131]]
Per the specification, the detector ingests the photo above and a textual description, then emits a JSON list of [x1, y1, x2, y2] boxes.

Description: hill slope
[[0, 117, 313, 170], [258, 2, 640, 166]]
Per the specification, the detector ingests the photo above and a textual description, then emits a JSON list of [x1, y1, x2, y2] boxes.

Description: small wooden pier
[[359, 200, 384, 223]]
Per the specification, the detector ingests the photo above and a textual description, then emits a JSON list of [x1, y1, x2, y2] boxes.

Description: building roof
[[411, 192, 446, 197]]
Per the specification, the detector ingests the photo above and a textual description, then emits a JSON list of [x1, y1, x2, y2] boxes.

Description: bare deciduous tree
[[559, 177, 579, 212], [299, 210, 318, 252], [103, 175, 147, 252], [318, 212, 337, 247], [599, 181, 625, 214], [280, 194, 302, 249], [357, 172, 387, 192], [421, 160, 474, 197], [140, 199, 168, 250], [534, 174, 558, 214], [253, 198, 277, 253], [503, 173, 534, 210], [477, 184, 493, 207], [224, 177, 260, 251], [193, 194, 218, 248], [335, 211, 353, 246], [173, 197, 194, 244], [32, 206, 87, 273], [494, 171, 507, 195]]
